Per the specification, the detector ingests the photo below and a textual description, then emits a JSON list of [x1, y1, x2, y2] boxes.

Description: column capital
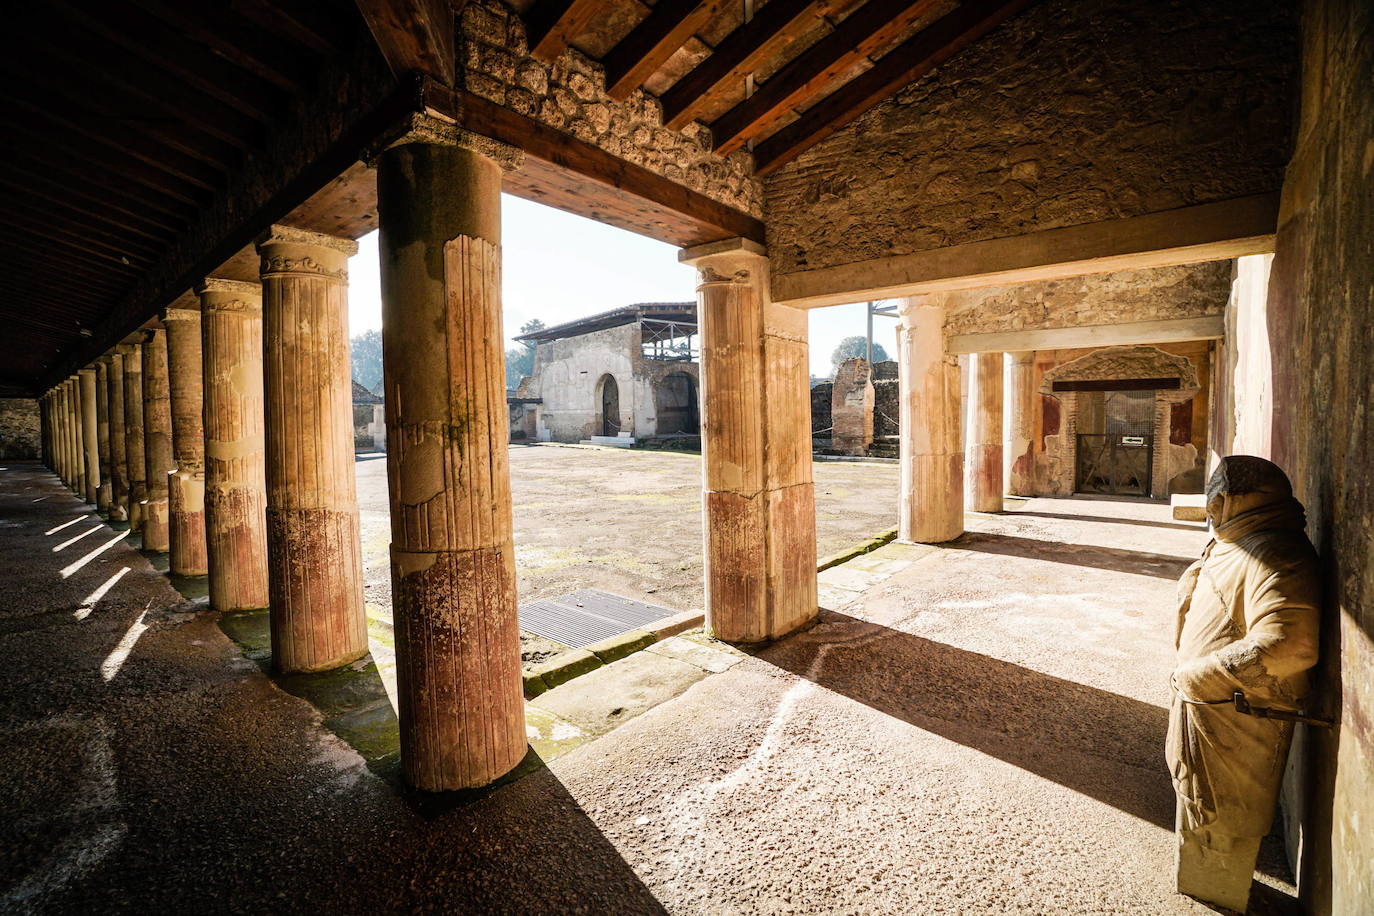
[[366, 111, 524, 171], [161, 306, 201, 323], [678, 237, 767, 288], [256, 225, 358, 282], [195, 277, 261, 297]]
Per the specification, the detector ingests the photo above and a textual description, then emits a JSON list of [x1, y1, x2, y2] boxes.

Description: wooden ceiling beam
[[456, 88, 765, 246], [1, 207, 159, 269], [524, 0, 604, 62], [0, 239, 138, 291], [603, 0, 720, 101], [47, 0, 282, 124], [754, 0, 1038, 174], [0, 284, 109, 319], [0, 122, 204, 216], [355, 0, 456, 85], [660, 0, 821, 130], [710, 0, 941, 154], [123, 0, 312, 91], [232, 0, 353, 56], [0, 163, 183, 239], [0, 94, 224, 194], [1, 197, 163, 261]]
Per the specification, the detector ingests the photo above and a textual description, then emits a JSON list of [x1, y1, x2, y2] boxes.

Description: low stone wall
[[0, 398, 40, 459]]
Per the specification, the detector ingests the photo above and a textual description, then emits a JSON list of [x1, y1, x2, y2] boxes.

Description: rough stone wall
[[0, 398, 39, 459], [830, 358, 874, 455], [943, 261, 1233, 338], [1259, 2, 1374, 910], [873, 379, 900, 439], [763, 0, 1296, 278], [461, 0, 762, 218]]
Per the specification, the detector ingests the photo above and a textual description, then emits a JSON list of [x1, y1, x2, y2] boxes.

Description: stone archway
[[1039, 346, 1201, 499], [597, 374, 620, 437]]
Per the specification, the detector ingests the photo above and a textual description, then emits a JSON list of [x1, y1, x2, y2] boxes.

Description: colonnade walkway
[[1, 460, 1297, 913]]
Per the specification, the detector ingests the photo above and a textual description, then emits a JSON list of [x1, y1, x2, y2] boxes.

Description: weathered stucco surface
[[0, 398, 39, 459], [1257, 1, 1374, 911], [461, 0, 762, 219], [943, 261, 1231, 338], [762, 0, 1296, 277], [527, 322, 700, 442]]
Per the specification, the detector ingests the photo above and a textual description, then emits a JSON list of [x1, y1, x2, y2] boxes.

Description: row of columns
[[35, 117, 1005, 796]]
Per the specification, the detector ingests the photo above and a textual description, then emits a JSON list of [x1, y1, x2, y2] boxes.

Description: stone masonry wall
[[943, 261, 1233, 338], [461, 0, 762, 218], [0, 398, 39, 459], [1260, 2, 1374, 910], [763, 0, 1297, 277]]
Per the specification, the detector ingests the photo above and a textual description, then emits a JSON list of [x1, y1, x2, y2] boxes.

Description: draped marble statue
[[1168, 456, 1321, 911]]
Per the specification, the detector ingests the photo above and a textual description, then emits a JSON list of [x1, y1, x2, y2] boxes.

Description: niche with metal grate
[[518, 589, 680, 648]]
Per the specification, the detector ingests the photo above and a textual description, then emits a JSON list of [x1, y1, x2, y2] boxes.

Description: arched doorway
[[598, 374, 620, 436], [654, 372, 698, 434]]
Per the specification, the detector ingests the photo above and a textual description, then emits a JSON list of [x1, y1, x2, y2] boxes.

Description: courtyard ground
[[0, 462, 1299, 914], [357, 444, 900, 663]]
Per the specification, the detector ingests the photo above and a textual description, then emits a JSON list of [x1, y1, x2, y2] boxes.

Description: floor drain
[[518, 589, 679, 648]]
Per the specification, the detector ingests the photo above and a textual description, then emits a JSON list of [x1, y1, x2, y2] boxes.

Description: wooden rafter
[[710, 0, 942, 155], [355, 0, 457, 85], [603, 0, 720, 101], [753, 0, 1038, 174], [660, 0, 821, 130], [524, 0, 604, 62]]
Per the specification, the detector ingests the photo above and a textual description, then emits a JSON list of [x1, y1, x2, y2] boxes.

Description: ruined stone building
[[352, 380, 386, 450], [510, 302, 700, 443], [2, 0, 1371, 911]]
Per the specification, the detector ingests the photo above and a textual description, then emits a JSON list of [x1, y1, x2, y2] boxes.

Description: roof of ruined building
[[351, 380, 382, 404], [514, 303, 697, 342]]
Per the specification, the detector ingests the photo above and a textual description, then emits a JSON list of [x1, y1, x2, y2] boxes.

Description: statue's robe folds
[[1168, 491, 1319, 912]]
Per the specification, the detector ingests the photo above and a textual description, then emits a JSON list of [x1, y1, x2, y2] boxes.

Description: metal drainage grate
[[518, 588, 679, 649]]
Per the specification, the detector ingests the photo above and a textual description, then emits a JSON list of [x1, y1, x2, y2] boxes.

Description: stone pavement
[[1, 463, 1298, 914]]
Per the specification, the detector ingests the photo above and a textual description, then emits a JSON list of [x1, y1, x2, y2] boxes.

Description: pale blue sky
[[347, 194, 883, 378]]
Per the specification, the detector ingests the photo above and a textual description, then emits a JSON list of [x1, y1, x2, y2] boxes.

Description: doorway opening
[[598, 373, 620, 437], [1074, 389, 1155, 496], [654, 372, 698, 435]]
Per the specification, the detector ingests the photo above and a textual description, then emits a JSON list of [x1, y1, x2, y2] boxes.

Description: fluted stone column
[[141, 329, 174, 551], [257, 224, 367, 673], [105, 350, 129, 521], [163, 306, 208, 576], [198, 279, 270, 612], [70, 377, 87, 498], [94, 360, 112, 511], [680, 237, 817, 643], [1007, 351, 1036, 496], [377, 128, 526, 791], [120, 342, 147, 530], [969, 351, 1004, 513], [53, 387, 68, 484], [59, 384, 73, 486], [897, 296, 963, 543]]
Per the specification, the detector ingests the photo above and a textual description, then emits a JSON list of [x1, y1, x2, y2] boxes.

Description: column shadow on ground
[[763, 612, 1177, 829], [1005, 509, 1206, 532], [956, 531, 1195, 579]]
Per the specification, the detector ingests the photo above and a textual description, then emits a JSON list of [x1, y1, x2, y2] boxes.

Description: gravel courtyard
[[356, 445, 899, 617]]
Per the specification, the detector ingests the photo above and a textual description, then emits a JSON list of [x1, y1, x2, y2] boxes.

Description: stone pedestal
[[969, 351, 1004, 513], [120, 342, 147, 531], [198, 279, 270, 612], [680, 237, 817, 643], [897, 296, 963, 543], [94, 360, 112, 511], [141, 329, 173, 551], [105, 350, 129, 521], [1007, 351, 1035, 496], [377, 133, 526, 791], [163, 307, 208, 576], [257, 224, 367, 673]]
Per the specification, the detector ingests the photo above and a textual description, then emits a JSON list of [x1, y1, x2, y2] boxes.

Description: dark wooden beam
[[123, 0, 312, 91], [660, 0, 820, 130], [753, 0, 1037, 174], [523, 0, 603, 62], [0, 160, 184, 238], [603, 0, 719, 101], [456, 89, 764, 246], [355, 0, 456, 85], [710, 0, 941, 154]]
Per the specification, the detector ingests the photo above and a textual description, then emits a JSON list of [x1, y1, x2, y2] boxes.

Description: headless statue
[[1168, 456, 1320, 912]]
